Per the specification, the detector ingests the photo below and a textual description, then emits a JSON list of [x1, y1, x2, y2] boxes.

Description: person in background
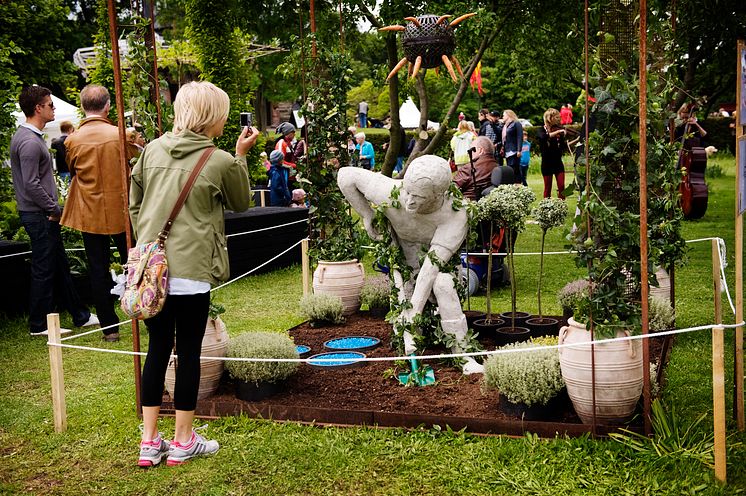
[[450, 120, 475, 170], [268, 149, 291, 207], [126, 127, 146, 158], [274, 122, 298, 173], [10, 85, 97, 336], [453, 136, 496, 201], [536, 108, 566, 199], [354, 132, 375, 170], [260, 151, 270, 171], [50, 120, 74, 184], [62, 84, 134, 342], [291, 188, 307, 208], [520, 130, 531, 185], [560, 104, 572, 125], [358, 100, 369, 128], [674, 103, 707, 149], [458, 111, 466, 122], [130, 81, 258, 467], [466, 120, 478, 138], [501, 109, 524, 184], [477, 108, 493, 140]]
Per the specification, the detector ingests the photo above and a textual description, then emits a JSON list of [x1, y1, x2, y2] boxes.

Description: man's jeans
[[82, 232, 127, 334], [358, 113, 367, 128], [19, 211, 90, 333]]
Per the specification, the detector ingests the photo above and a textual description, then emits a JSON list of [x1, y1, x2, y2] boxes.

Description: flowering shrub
[[648, 295, 675, 331], [226, 332, 299, 385], [483, 337, 564, 407], [532, 197, 568, 232], [360, 276, 390, 309], [299, 293, 345, 325], [478, 184, 536, 231]]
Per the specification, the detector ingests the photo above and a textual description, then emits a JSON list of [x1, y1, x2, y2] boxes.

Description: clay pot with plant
[[526, 197, 568, 338]]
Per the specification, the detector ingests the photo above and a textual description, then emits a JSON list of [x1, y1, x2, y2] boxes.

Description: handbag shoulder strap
[[157, 146, 216, 245]]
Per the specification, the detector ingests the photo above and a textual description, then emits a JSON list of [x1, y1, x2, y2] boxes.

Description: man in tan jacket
[[62, 85, 133, 342]]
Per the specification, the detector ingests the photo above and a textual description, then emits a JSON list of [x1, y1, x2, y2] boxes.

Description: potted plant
[[557, 279, 591, 320], [225, 331, 299, 402], [527, 198, 568, 337], [360, 275, 391, 318], [563, 65, 686, 424], [483, 336, 566, 420], [165, 296, 229, 400], [476, 184, 535, 342], [300, 49, 366, 315], [299, 293, 345, 327], [648, 295, 675, 332]]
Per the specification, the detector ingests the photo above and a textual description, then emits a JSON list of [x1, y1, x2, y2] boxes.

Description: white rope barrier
[[48, 320, 745, 363]]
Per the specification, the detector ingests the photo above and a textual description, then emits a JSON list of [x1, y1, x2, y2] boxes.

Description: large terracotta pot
[[312, 260, 365, 315], [558, 318, 642, 424], [165, 316, 229, 401], [651, 266, 671, 304]]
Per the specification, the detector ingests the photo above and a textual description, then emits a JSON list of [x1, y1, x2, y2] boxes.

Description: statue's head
[[402, 155, 451, 214]]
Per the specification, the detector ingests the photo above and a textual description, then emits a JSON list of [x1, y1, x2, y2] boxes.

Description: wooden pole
[[302, 238, 310, 296], [638, 0, 652, 436], [107, 0, 142, 415], [734, 39, 744, 430], [47, 313, 67, 433], [260, 190, 266, 207], [712, 239, 727, 483]]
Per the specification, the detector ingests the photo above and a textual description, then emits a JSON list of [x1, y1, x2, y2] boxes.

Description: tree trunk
[[381, 33, 403, 177]]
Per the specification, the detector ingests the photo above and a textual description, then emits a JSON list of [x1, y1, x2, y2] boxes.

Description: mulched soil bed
[[163, 313, 667, 436]]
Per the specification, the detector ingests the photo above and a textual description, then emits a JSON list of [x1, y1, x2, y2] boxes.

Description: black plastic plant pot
[[495, 326, 531, 347], [525, 317, 559, 339], [498, 311, 531, 328], [472, 318, 505, 336], [369, 306, 389, 319], [236, 379, 286, 402], [464, 310, 487, 327], [498, 391, 568, 421]]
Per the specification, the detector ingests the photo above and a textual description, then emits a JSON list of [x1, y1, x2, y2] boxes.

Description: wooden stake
[[734, 39, 744, 431], [301, 238, 310, 296], [47, 313, 67, 433], [260, 190, 266, 207], [712, 239, 726, 483]]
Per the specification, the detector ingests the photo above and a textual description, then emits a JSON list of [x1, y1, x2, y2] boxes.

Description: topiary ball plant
[[226, 332, 299, 386], [531, 198, 568, 320], [483, 337, 564, 407], [300, 293, 345, 326]]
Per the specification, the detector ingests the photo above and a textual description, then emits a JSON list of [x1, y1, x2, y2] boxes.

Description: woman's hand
[[236, 126, 259, 156]]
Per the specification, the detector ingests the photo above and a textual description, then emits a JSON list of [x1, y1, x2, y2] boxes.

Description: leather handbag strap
[[157, 147, 216, 245]]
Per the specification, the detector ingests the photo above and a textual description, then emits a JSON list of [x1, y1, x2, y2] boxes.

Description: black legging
[[141, 292, 209, 411]]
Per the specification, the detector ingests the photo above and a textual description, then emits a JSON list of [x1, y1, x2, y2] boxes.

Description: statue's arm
[[337, 167, 396, 240], [407, 243, 454, 315]]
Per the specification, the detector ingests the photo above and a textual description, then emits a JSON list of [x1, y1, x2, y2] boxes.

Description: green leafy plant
[[478, 185, 536, 326], [531, 198, 568, 319], [208, 298, 226, 320], [483, 336, 564, 407], [557, 279, 591, 317], [225, 331, 298, 386], [609, 399, 724, 468], [299, 293, 345, 326], [360, 276, 390, 310]]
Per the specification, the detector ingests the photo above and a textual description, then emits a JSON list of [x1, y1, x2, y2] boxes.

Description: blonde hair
[[457, 120, 470, 133], [543, 108, 561, 127], [173, 81, 230, 135], [503, 109, 518, 122], [466, 120, 476, 134]]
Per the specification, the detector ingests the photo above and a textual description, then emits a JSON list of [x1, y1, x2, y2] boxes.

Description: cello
[[675, 104, 708, 219]]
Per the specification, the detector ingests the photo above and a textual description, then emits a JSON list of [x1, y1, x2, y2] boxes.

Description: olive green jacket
[[129, 130, 251, 285]]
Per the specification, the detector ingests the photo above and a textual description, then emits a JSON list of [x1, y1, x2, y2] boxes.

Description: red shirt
[[560, 107, 572, 125]]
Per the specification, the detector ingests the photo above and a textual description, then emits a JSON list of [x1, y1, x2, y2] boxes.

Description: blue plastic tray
[[323, 336, 381, 351], [307, 351, 366, 367]]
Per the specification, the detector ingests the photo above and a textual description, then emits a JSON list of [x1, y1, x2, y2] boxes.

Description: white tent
[[398, 97, 440, 131], [12, 94, 81, 145]]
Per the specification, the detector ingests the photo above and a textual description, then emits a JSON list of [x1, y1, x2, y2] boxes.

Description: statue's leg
[[392, 268, 417, 355], [432, 273, 484, 375]]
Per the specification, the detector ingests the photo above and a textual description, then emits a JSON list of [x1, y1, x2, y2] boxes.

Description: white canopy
[[398, 97, 440, 131], [12, 94, 81, 145]]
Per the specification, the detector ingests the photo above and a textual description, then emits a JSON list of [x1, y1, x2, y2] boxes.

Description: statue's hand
[[364, 217, 383, 241], [397, 307, 416, 325]]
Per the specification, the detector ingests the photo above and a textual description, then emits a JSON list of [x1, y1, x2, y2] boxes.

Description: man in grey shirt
[[10, 86, 97, 336], [357, 100, 368, 129]]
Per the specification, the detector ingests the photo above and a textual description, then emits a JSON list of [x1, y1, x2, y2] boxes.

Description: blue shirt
[[520, 140, 531, 167], [355, 141, 375, 170]]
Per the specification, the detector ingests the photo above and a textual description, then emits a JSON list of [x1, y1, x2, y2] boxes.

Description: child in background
[[290, 188, 307, 208], [260, 151, 270, 171], [520, 130, 531, 184]]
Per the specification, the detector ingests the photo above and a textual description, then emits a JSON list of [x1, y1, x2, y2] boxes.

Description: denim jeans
[[19, 211, 90, 333], [82, 232, 127, 334], [358, 113, 367, 128]]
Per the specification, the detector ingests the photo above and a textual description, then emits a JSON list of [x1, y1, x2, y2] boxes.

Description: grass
[[0, 154, 745, 494]]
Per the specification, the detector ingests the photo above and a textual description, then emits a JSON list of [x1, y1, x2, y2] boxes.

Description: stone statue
[[337, 155, 483, 374]]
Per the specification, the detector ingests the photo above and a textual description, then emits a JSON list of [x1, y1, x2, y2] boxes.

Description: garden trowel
[[397, 354, 435, 386]]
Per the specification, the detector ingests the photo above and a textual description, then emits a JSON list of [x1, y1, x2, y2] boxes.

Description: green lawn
[[0, 154, 744, 495]]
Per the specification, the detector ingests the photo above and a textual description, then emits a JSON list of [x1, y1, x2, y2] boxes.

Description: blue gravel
[[308, 352, 365, 367], [324, 336, 380, 351], [296, 345, 311, 355]]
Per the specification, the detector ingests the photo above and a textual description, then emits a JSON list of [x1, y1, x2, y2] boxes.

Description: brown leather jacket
[[453, 153, 496, 200], [61, 116, 133, 234]]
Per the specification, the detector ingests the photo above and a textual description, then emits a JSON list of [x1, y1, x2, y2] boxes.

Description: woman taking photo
[[536, 108, 566, 199], [130, 81, 258, 467]]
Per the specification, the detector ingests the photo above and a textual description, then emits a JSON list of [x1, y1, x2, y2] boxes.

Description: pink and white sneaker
[[138, 434, 171, 467], [166, 427, 219, 466]]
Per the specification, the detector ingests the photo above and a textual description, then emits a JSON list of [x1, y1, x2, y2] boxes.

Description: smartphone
[[239, 112, 253, 129]]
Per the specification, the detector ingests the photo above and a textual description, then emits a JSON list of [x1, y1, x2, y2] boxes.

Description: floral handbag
[[120, 147, 215, 320]]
